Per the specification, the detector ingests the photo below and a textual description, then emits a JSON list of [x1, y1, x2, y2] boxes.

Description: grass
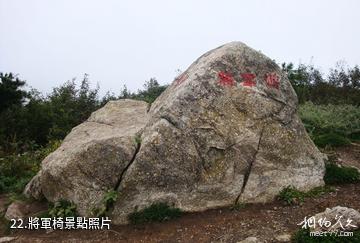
[[292, 228, 360, 242], [128, 202, 182, 224], [278, 186, 335, 205], [324, 163, 360, 185], [230, 202, 247, 211], [299, 103, 360, 148], [279, 161, 360, 205], [305, 186, 335, 197]]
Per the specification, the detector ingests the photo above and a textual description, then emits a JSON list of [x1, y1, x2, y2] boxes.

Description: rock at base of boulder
[[0, 237, 17, 243], [24, 173, 43, 200], [237, 236, 262, 243], [312, 206, 360, 232], [5, 201, 30, 220], [274, 233, 292, 242]]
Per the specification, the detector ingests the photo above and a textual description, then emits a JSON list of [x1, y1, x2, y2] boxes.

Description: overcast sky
[[0, 0, 359, 96]]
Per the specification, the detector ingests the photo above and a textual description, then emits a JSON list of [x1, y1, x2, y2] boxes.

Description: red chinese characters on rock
[[218, 71, 236, 86], [216, 71, 280, 89], [240, 73, 257, 87], [265, 72, 280, 89]]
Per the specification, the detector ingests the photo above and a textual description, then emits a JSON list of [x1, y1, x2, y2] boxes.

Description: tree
[[118, 85, 133, 99], [282, 62, 360, 105], [47, 74, 100, 140], [0, 73, 27, 113], [349, 65, 360, 89], [134, 78, 168, 104]]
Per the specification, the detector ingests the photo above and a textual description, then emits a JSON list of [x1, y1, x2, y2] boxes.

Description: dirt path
[[2, 183, 357, 243], [1, 145, 359, 242]]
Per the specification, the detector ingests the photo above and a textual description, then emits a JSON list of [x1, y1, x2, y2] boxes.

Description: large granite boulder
[[25, 42, 326, 224], [25, 99, 149, 215]]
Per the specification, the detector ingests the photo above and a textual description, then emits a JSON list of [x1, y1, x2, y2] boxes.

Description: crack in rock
[[159, 115, 181, 130], [86, 120, 114, 127], [258, 92, 294, 108], [146, 103, 152, 113], [114, 140, 141, 191], [235, 126, 265, 204], [92, 136, 142, 216]]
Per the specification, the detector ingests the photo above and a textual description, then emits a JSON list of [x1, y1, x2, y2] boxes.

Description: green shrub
[[278, 186, 306, 205], [292, 228, 360, 242], [314, 133, 351, 148], [134, 135, 142, 145], [128, 202, 182, 224], [92, 189, 118, 217], [278, 186, 334, 205], [0, 140, 60, 193], [49, 200, 77, 218], [299, 103, 360, 147], [324, 163, 360, 185]]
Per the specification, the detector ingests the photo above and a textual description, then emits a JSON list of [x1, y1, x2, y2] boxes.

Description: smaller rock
[[275, 233, 292, 242], [5, 201, 30, 220], [312, 206, 360, 232], [0, 237, 17, 243], [24, 173, 43, 200], [237, 236, 262, 243]]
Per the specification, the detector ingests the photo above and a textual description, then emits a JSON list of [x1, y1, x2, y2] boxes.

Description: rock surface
[[25, 99, 149, 215], [274, 233, 291, 242], [312, 206, 360, 232], [5, 201, 30, 220], [25, 42, 326, 224], [237, 236, 261, 243], [0, 237, 17, 243]]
